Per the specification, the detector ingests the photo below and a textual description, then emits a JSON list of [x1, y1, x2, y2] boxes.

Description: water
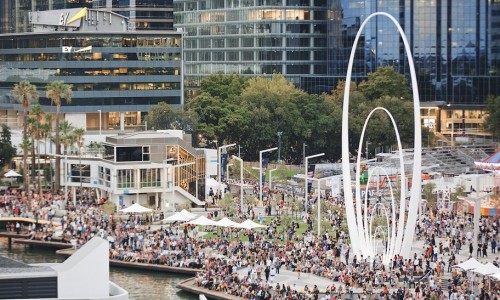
[[0, 238, 198, 300]]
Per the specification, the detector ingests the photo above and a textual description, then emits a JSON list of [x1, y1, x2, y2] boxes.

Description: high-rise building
[[0, 0, 174, 34], [173, 0, 499, 136], [0, 8, 182, 131], [174, 0, 328, 93]]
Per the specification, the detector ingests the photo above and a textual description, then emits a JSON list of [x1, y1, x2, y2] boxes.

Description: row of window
[[0, 52, 181, 62], [0, 37, 181, 49], [176, 0, 326, 10], [186, 50, 325, 61], [34, 96, 180, 106], [54, 67, 180, 76], [184, 63, 325, 75], [186, 37, 324, 48]]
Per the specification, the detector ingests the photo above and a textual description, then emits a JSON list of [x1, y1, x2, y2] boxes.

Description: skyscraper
[[174, 0, 328, 93]]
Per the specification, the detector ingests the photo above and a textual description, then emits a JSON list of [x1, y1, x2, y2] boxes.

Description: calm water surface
[[0, 238, 198, 300]]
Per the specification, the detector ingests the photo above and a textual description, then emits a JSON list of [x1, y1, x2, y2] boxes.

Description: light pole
[[238, 145, 243, 158], [98, 110, 102, 135], [218, 143, 236, 184], [226, 163, 233, 181], [78, 137, 84, 192], [302, 143, 307, 165], [232, 155, 244, 210], [259, 147, 278, 204], [365, 141, 371, 159], [277, 132, 283, 164], [269, 168, 277, 192], [458, 174, 494, 255], [304, 153, 324, 211]]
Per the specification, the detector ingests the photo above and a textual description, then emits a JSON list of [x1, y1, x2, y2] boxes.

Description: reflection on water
[[0, 238, 197, 300]]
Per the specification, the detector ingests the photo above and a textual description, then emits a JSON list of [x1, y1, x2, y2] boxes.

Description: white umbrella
[[454, 257, 483, 271], [185, 216, 218, 226], [234, 219, 268, 229], [120, 203, 153, 213], [215, 217, 241, 227], [491, 272, 500, 281], [4, 170, 21, 177], [472, 262, 500, 276]]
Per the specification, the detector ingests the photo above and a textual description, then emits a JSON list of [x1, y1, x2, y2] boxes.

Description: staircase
[[174, 186, 205, 206]]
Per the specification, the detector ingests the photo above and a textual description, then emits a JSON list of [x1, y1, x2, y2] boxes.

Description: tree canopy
[[485, 96, 500, 140], [159, 67, 437, 162]]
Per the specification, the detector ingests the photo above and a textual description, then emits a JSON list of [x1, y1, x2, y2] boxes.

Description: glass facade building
[[0, 0, 174, 34], [310, 0, 500, 108], [174, 0, 328, 90], [0, 8, 182, 131]]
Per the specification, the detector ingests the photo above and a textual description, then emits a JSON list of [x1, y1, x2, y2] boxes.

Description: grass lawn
[[199, 215, 309, 244]]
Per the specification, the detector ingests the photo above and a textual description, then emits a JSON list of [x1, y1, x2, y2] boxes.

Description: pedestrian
[[15, 222, 20, 234], [265, 265, 270, 282]]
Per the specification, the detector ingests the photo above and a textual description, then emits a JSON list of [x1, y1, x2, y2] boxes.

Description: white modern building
[[61, 130, 216, 210]]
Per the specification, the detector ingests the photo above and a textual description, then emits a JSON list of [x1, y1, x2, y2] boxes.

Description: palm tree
[[12, 81, 39, 196], [72, 128, 85, 192], [40, 114, 53, 187], [29, 104, 45, 198], [46, 81, 72, 190], [58, 120, 75, 155], [29, 105, 44, 184]]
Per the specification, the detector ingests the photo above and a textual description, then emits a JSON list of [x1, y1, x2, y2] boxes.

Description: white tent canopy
[[471, 262, 500, 276], [164, 213, 192, 222], [454, 258, 483, 271], [163, 209, 198, 223], [185, 216, 218, 226], [234, 219, 268, 229], [4, 170, 21, 177], [215, 217, 241, 228], [120, 203, 153, 213]]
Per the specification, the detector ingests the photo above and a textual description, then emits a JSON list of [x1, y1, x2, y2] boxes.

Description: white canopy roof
[[185, 215, 218, 226], [163, 209, 198, 222], [454, 258, 483, 271], [4, 170, 21, 177], [119, 203, 153, 213], [215, 217, 241, 228], [164, 213, 192, 222], [234, 219, 268, 229], [471, 262, 500, 275]]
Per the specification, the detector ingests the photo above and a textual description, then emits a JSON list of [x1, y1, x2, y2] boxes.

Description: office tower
[[174, 0, 328, 93], [0, 8, 183, 131]]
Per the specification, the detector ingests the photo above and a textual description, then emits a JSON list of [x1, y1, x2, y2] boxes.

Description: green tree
[[423, 182, 437, 210], [28, 104, 44, 185], [358, 66, 412, 101], [145, 102, 195, 132], [12, 81, 39, 195], [58, 120, 75, 155], [46, 81, 73, 190], [485, 96, 500, 141], [0, 125, 16, 168]]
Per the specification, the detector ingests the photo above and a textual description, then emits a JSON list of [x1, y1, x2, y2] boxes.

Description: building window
[[70, 164, 91, 183], [98, 166, 111, 187], [140, 168, 161, 188], [117, 169, 135, 189]]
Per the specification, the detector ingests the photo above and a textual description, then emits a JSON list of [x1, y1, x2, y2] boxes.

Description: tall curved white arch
[[356, 107, 406, 257], [341, 12, 422, 259]]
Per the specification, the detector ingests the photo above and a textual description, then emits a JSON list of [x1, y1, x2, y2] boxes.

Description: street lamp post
[[269, 168, 277, 192], [226, 163, 233, 181], [365, 141, 371, 159], [277, 132, 283, 164], [458, 174, 494, 255], [304, 153, 324, 211], [259, 147, 278, 204], [232, 155, 244, 210], [218, 143, 236, 184], [238, 145, 243, 158], [98, 110, 102, 135], [78, 138, 84, 192]]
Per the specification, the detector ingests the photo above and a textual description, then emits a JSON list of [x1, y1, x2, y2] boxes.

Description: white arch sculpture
[[341, 12, 422, 260]]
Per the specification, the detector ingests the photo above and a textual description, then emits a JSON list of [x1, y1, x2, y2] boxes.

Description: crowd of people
[[1, 184, 500, 300]]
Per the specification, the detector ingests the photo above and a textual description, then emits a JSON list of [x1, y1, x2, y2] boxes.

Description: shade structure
[[179, 209, 197, 219], [4, 170, 21, 177], [475, 149, 500, 173], [163, 209, 198, 222], [471, 262, 500, 276], [234, 219, 268, 229], [491, 272, 500, 281], [454, 258, 483, 271], [185, 215, 218, 226], [164, 213, 192, 222], [120, 203, 153, 213], [206, 178, 221, 189], [215, 217, 240, 227]]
